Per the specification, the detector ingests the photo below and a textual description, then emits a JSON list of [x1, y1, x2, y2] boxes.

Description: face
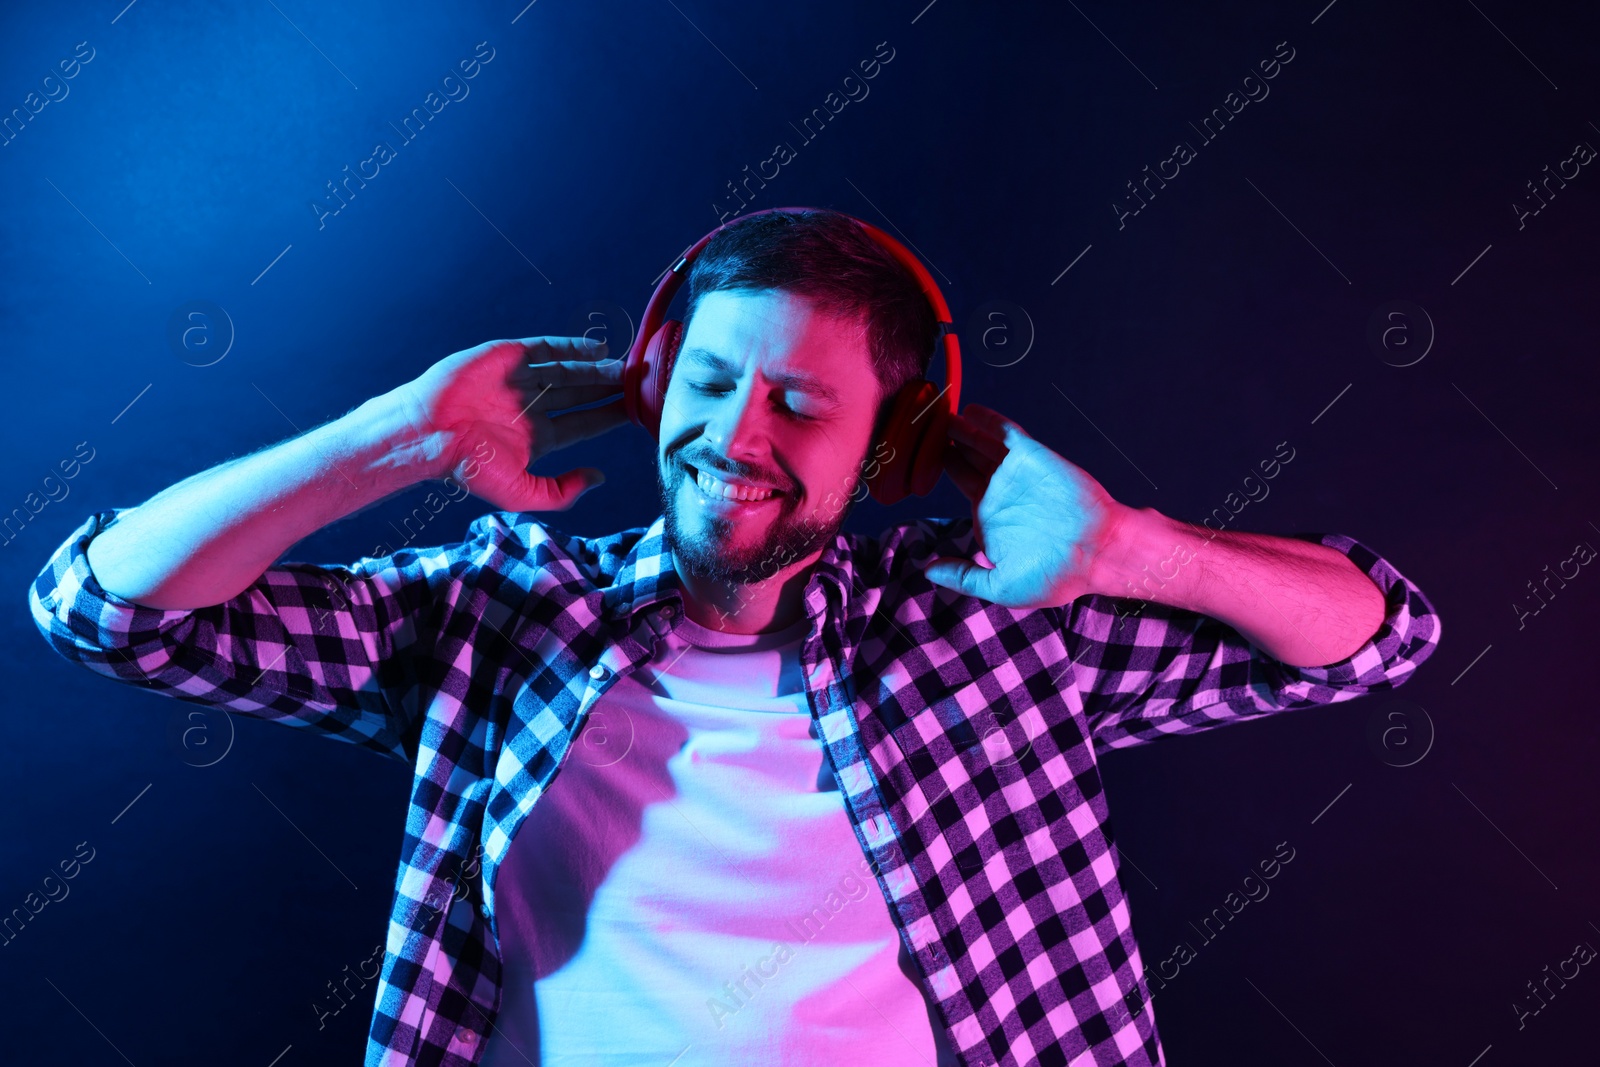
[[656, 288, 880, 588]]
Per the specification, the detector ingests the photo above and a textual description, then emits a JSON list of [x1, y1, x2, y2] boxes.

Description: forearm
[[1088, 505, 1388, 668], [85, 387, 451, 610]]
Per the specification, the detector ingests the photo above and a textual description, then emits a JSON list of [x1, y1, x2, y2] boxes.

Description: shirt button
[[589, 664, 608, 680], [661, 605, 676, 619], [457, 1028, 477, 1045]]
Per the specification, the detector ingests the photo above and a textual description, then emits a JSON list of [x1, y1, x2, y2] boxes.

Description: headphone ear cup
[[866, 379, 930, 505], [634, 318, 684, 439], [867, 378, 955, 505], [906, 389, 953, 498]]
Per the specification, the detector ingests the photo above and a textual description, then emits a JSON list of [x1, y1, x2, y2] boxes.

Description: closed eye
[[687, 382, 815, 420]]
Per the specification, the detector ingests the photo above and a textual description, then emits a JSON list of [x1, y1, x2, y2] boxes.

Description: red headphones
[[620, 206, 961, 506]]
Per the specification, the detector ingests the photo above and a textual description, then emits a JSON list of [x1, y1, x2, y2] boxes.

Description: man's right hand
[[395, 336, 630, 513]]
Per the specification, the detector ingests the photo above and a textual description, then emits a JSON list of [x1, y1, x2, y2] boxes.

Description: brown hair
[[682, 209, 939, 429]]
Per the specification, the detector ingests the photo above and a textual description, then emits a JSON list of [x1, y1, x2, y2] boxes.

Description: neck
[[674, 548, 826, 634]]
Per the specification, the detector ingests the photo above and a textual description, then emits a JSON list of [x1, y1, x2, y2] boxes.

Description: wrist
[[346, 387, 459, 487], [1086, 505, 1203, 602]]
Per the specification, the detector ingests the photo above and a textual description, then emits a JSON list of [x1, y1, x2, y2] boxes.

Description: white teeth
[[693, 467, 777, 502]]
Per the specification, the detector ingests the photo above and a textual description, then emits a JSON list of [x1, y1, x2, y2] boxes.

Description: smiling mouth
[[684, 463, 785, 503]]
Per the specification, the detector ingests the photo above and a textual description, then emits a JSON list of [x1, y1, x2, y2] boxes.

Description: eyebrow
[[679, 347, 844, 406]]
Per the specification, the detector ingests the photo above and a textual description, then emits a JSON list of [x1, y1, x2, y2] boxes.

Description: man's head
[[654, 209, 938, 589]]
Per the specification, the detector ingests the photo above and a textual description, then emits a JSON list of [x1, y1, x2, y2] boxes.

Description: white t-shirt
[[479, 610, 947, 1066]]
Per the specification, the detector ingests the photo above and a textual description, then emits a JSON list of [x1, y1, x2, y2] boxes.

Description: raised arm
[[928, 401, 1425, 666], [30, 337, 628, 761], [1062, 526, 1440, 751], [922, 402, 1442, 751], [86, 336, 620, 610], [1088, 506, 1388, 668]]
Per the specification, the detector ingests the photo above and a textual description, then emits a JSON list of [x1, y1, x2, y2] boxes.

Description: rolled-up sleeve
[[27, 506, 489, 764], [1062, 531, 1443, 753]]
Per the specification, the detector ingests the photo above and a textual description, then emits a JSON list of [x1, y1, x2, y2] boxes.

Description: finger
[[511, 336, 613, 362], [947, 438, 1003, 487], [944, 447, 989, 506], [515, 359, 627, 389], [947, 431, 1002, 478], [949, 414, 1008, 466], [962, 403, 1030, 441], [510, 466, 608, 512], [524, 382, 624, 412], [965, 407, 1040, 461], [918, 554, 1000, 602], [538, 397, 633, 452]]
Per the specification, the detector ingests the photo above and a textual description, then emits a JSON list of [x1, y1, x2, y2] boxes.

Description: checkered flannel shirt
[[31, 505, 1441, 1066]]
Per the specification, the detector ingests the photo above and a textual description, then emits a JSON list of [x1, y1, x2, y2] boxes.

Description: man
[[31, 209, 1441, 1066]]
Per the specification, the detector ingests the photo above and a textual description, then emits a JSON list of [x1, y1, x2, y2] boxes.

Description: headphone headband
[[627, 206, 960, 421]]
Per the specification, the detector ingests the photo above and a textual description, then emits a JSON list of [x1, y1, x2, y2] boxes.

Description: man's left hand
[[920, 404, 1129, 610]]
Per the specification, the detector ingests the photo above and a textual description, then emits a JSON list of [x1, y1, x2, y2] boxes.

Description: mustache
[[673, 450, 791, 494]]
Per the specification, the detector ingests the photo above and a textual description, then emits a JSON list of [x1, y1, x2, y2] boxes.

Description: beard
[[656, 450, 856, 588]]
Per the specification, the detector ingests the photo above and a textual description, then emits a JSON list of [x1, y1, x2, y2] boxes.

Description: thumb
[[918, 554, 998, 601], [491, 466, 606, 512]]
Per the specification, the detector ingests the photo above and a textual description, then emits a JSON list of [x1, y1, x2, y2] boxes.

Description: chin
[[657, 455, 839, 586]]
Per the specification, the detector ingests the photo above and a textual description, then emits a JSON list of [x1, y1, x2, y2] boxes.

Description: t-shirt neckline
[[670, 610, 812, 652]]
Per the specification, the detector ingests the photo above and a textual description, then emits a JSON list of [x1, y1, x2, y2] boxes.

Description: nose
[[700, 380, 771, 463]]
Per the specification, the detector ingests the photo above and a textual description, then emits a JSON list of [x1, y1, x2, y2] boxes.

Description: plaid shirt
[[30, 505, 1441, 1066]]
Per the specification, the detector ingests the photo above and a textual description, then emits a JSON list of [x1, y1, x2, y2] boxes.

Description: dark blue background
[[4, 1, 1596, 1063]]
